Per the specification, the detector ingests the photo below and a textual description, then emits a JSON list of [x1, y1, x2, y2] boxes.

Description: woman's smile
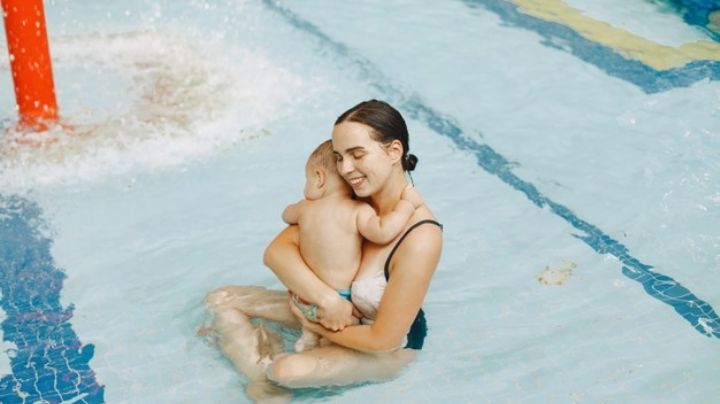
[[348, 176, 366, 188]]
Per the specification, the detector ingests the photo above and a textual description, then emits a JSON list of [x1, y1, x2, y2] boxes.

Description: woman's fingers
[[288, 292, 355, 331], [317, 295, 353, 331], [288, 294, 301, 317], [289, 293, 316, 323]]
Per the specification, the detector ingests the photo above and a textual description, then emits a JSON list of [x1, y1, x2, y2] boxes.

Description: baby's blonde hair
[[308, 139, 337, 173]]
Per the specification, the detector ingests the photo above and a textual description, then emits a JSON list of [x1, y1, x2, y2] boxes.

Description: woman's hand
[[289, 291, 357, 331], [316, 293, 354, 331], [289, 297, 330, 335]]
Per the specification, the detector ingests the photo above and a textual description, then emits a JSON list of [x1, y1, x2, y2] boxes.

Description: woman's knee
[[267, 354, 319, 388], [204, 286, 265, 309], [204, 288, 230, 308]]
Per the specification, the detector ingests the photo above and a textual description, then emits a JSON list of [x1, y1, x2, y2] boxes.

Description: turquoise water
[[1, 1, 719, 402]]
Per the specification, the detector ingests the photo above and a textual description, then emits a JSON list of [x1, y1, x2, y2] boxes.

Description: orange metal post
[[2, 0, 58, 131]]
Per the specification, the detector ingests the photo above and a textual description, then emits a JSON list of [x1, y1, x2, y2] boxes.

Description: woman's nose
[[338, 159, 353, 175]]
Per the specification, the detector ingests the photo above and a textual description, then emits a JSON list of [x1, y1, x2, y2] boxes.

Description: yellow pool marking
[[511, 0, 720, 70], [709, 10, 720, 35]]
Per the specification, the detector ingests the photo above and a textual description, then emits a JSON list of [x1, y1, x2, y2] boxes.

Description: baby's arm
[[401, 185, 425, 210], [356, 199, 415, 244], [282, 200, 305, 225]]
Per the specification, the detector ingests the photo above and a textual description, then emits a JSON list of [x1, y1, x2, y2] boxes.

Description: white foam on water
[[0, 29, 314, 192]]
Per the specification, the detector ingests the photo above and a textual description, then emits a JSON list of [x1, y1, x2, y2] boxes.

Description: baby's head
[[304, 139, 352, 200]]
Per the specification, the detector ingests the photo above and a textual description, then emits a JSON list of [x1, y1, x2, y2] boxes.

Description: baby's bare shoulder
[[310, 197, 360, 218]]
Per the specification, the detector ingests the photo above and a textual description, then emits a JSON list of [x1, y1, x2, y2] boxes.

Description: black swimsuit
[[383, 219, 443, 350]]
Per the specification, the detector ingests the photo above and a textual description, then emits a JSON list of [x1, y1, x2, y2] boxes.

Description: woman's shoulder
[[402, 208, 443, 247], [409, 205, 442, 229], [387, 207, 443, 277]]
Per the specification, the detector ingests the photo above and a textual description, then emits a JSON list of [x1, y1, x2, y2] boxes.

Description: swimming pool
[[1, 0, 719, 402]]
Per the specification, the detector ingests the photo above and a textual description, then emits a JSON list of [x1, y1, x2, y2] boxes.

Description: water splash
[[0, 29, 311, 192]]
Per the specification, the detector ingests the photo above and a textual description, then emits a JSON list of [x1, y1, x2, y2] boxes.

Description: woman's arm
[[299, 222, 443, 352], [263, 225, 354, 330]]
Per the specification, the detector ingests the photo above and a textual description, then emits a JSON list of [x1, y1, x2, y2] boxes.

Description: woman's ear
[[387, 139, 403, 164]]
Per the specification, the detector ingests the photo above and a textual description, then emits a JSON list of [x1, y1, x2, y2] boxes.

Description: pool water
[[1, 0, 719, 402]]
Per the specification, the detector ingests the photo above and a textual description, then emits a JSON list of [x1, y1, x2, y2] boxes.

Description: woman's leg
[[268, 344, 417, 389], [202, 285, 299, 370], [204, 285, 300, 327], [202, 287, 416, 397], [202, 286, 299, 402]]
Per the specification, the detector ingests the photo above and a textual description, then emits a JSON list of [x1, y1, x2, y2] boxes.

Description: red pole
[[2, 0, 58, 131]]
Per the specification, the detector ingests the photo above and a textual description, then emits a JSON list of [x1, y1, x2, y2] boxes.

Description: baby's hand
[[282, 201, 302, 225], [401, 185, 425, 209]]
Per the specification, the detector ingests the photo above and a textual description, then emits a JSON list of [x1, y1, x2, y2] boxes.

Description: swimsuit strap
[[384, 219, 443, 280], [381, 219, 442, 350]]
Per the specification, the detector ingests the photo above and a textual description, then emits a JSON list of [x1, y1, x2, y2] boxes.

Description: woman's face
[[331, 121, 398, 198]]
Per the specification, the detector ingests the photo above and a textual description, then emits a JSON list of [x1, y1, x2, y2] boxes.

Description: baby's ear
[[315, 168, 326, 188]]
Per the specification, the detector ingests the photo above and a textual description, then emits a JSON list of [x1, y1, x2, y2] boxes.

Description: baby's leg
[[268, 345, 417, 389], [294, 328, 320, 352]]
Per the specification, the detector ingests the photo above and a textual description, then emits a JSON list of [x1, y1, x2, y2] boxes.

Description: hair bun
[[406, 153, 418, 171]]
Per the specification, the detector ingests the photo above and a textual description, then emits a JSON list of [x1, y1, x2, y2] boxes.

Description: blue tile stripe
[[262, 0, 720, 339], [667, 0, 720, 41], [461, 0, 720, 94], [0, 196, 104, 403]]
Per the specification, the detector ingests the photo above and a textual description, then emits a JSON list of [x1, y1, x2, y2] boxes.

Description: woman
[[204, 100, 443, 400]]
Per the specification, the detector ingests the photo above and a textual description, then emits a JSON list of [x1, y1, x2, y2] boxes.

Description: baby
[[282, 139, 422, 351]]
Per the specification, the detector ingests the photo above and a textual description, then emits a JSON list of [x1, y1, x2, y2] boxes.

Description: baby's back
[[297, 197, 361, 290]]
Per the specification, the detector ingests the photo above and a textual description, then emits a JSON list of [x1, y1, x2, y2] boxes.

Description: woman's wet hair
[[335, 100, 418, 172]]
